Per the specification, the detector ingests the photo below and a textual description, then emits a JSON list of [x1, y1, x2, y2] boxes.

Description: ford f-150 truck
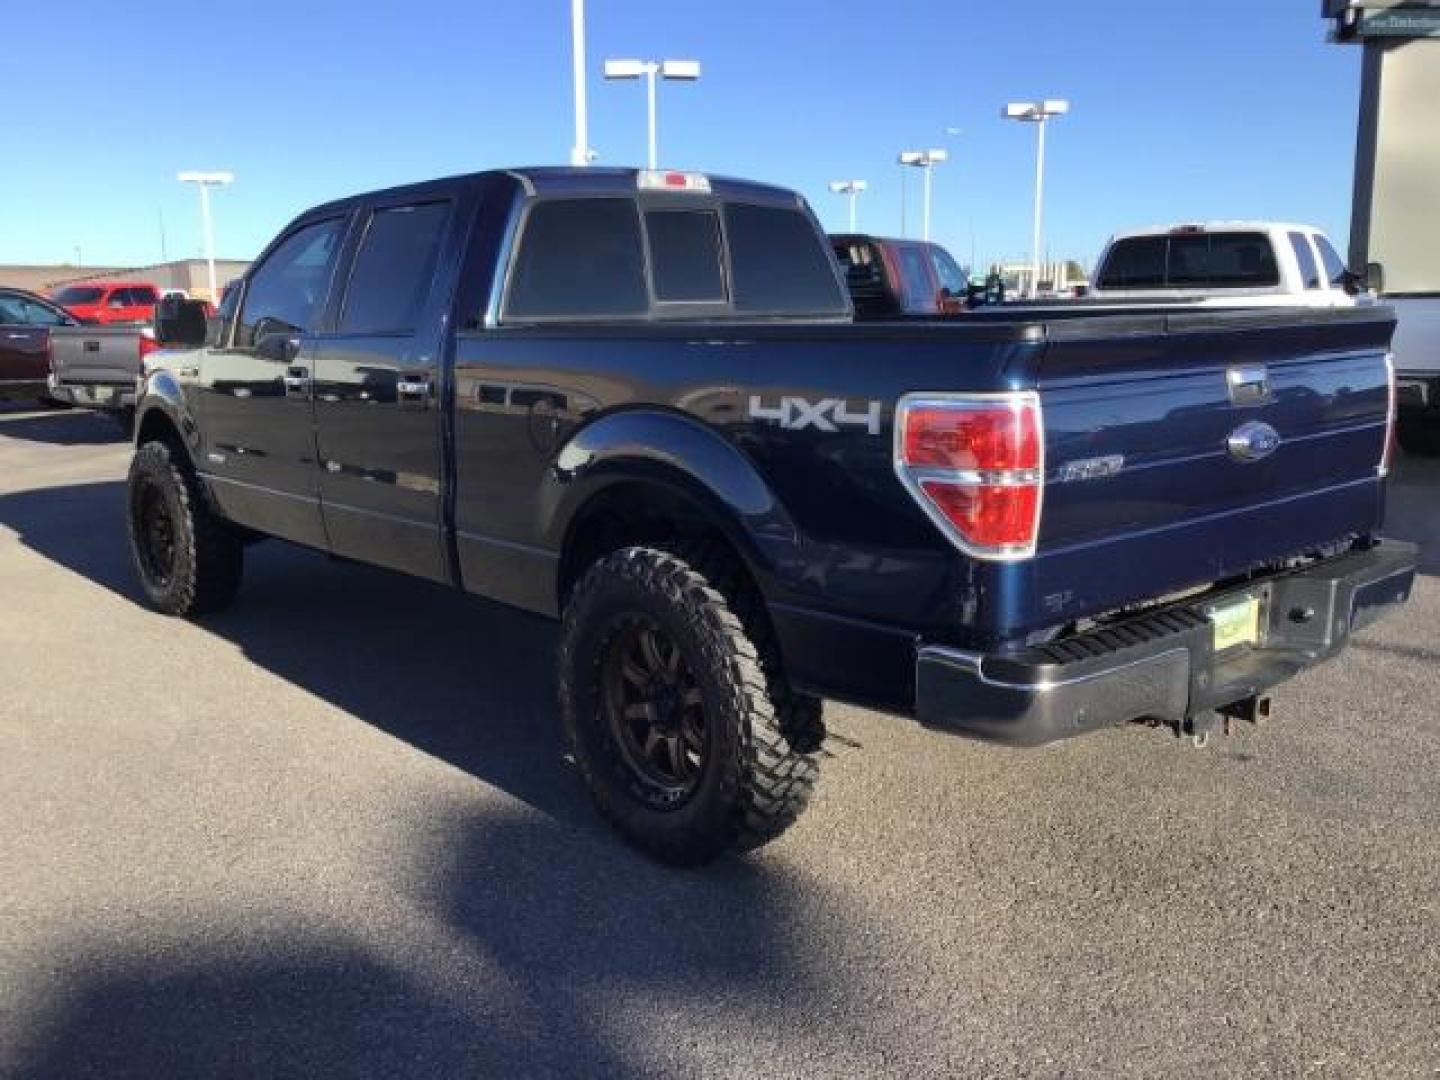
[[126, 167, 1416, 865]]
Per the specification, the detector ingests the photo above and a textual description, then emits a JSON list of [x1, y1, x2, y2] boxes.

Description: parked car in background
[[831, 234, 967, 317], [0, 287, 79, 403], [49, 281, 160, 325], [127, 166, 1413, 866], [1088, 223, 1368, 308]]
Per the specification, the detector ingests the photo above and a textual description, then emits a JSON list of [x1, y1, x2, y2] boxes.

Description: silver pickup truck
[[46, 323, 156, 426]]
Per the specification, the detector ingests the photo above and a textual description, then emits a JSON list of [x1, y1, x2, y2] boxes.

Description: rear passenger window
[[340, 202, 450, 334], [724, 203, 847, 316], [237, 217, 344, 346], [505, 199, 647, 320], [1314, 235, 1349, 288], [1289, 232, 1321, 290], [646, 210, 725, 303], [896, 244, 935, 310]]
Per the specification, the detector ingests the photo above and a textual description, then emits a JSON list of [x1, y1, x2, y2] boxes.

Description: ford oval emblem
[[1227, 420, 1282, 463]]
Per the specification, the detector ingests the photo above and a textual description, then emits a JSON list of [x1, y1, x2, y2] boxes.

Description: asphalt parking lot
[[1, 404, 1436, 1079]]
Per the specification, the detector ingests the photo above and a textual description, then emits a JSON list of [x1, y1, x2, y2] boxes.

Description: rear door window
[[237, 217, 345, 346], [724, 203, 847, 316], [929, 246, 967, 295], [1289, 232, 1322, 290], [645, 210, 726, 303], [896, 244, 936, 310], [339, 202, 450, 334], [1314, 234, 1349, 288], [505, 198, 648, 320]]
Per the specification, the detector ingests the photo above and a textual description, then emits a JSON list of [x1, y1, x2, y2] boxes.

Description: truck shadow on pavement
[[0, 408, 128, 446], [3, 480, 903, 1077], [14, 816, 864, 1078]]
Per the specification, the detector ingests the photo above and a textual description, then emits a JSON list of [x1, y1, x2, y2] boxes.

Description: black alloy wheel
[[601, 615, 708, 808]]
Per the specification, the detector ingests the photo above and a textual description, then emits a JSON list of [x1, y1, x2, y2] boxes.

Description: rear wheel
[[126, 440, 243, 615], [1396, 416, 1440, 457], [558, 546, 823, 866]]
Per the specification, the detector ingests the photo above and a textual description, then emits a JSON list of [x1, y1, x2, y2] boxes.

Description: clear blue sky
[[1, 0, 1360, 273]]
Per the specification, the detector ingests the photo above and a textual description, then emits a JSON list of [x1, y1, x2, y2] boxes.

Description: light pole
[[178, 171, 233, 303], [1003, 99, 1069, 297], [603, 58, 701, 169], [570, 0, 592, 165], [898, 150, 947, 242], [828, 180, 868, 232]]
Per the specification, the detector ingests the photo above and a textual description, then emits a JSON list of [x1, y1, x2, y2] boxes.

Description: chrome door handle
[[5, 333, 28, 340], [397, 377, 433, 400], [282, 371, 311, 396]]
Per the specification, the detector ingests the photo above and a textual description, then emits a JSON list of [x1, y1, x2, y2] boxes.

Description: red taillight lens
[[138, 332, 159, 362], [895, 394, 1044, 560], [919, 480, 1040, 549], [902, 404, 1040, 472]]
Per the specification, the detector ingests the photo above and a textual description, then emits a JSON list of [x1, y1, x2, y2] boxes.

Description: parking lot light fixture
[[828, 180, 869, 232], [898, 150, 947, 242], [603, 57, 702, 169], [1003, 99, 1070, 297], [177, 170, 234, 304]]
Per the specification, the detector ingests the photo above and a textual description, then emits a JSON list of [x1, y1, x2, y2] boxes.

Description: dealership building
[[0, 258, 251, 302]]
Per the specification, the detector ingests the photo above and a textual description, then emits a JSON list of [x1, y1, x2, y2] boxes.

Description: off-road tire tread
[[128, 440, 242, 616], [559, 546, 823, 864]]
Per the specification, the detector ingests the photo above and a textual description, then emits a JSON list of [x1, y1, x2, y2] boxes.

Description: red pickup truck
[[49, 281, 160, 325], [831, 234, 968, 317]]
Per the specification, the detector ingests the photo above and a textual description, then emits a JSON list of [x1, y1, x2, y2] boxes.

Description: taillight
[[138, 331, 159, 364], [895, 393, 1044, 560], [1380, 351, 1396, 477]]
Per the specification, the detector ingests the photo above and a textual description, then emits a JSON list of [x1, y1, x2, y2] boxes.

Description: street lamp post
[[603, 58, 701, 169], [178, 171, 234, 303], [570, 0, 592, 165], [1003, 99, 1069, 297], [898, 150, 947, 242], [828, 180, 868, 232]]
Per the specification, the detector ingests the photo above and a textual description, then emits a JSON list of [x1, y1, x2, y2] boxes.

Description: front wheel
[[127, 440, 243, 615], [558, 546, 823, 866]]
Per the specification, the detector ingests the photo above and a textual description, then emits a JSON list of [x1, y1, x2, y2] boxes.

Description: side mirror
[[1365, 261, 1385, 296], [154, 296, 209, 346]]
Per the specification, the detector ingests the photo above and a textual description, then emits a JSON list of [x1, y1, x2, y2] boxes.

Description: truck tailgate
[[49, 327, 145, 385], [1031, 308, 1394, 623]]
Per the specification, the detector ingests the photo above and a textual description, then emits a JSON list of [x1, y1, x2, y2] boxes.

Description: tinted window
[[1098, 237, 1167, 288], [1100, 233, 1278, 289], [929, 246, 967, 294], [896, 244, 935, 310], [724, 203, 847, 316], [646, 210, 725, 303], [238, 217, 344, 346], [1289, 232, 1321, 290], [1314, 234, 1349, 287], [505, 198, 647, 321], [1186, 233, 1279, 287], [21, 298, 67, 326], [340, 202, 450, 334], [130, 286, 158, 305], [52, 286, 103, 305]]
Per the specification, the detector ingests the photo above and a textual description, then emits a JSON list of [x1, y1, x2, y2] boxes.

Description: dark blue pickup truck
[[128, 167, 1416, 865]]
